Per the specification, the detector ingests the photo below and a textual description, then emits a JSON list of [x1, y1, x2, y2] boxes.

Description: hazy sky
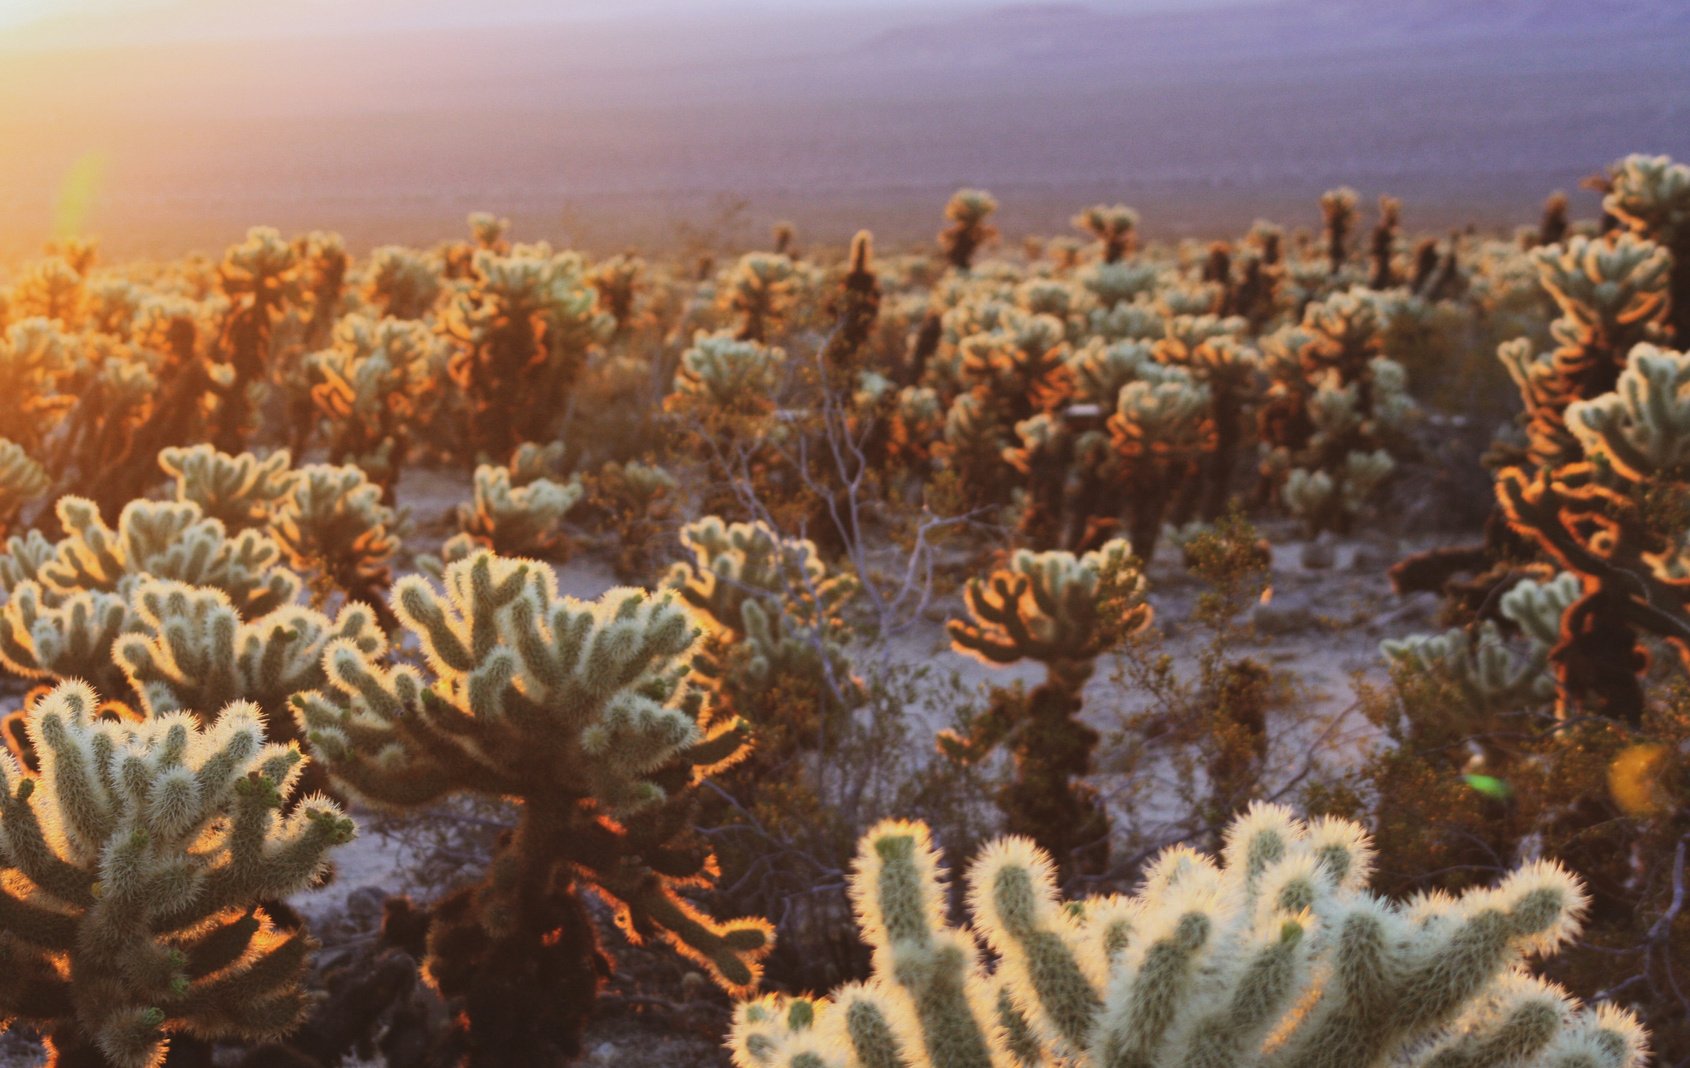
[[0, 0, 1256, 42]]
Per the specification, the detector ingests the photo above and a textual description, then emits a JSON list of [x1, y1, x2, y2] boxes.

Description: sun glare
[[0, 0, 56, 29]]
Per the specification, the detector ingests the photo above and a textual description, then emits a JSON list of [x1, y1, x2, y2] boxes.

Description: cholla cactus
[[292, 230, 347, 349], [10, 257, 86, 326], [157, 444, 294, 534], [589, 252, 645, 337], [1257, 292, 1414, 532], [0, 437, 48, 536], [33, 496, 298, 616], [292, 552, 771, 1061], [453, 462, 583, 560], [665, 517, 858, 709], [0, 318, 76, 452], [307, 314, 450, 497], [1603, 153, 1690, 341], [730, 805, 1645, 1068], [959, 309, 1072, 424], [361, 245, 442, 320], [1157, 334, 1262, 521], [113, 576, 381, 732], [0, 680, 354, 1067], [945, 540, 1151, 868], [1368, 194, 1402, 289], [269, 463, 399, 613], [722, 252, 799, 343], [212, 227, 300, 452], [441, 244, 612, 459], [940, 189, 999, 271], [1283, 449, 1394, 535], [1072, 203, 1139, 263], [1500, 343, 1690, 721], [1108, 372, 1217, 561], [590, 459, 678, 580], [1506, 235, 1672, 469], [1383, 570, 1579, 712], [0, 497, 302, 699], [671, 331, 786, 418], [1320, 186, 1359, 275], [1081, 264, 1160, 313]]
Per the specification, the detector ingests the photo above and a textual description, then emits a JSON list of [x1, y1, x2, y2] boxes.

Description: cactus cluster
[[731, 805, 1643, 1068], [291, 551, 771, 1061], [0, 681, 354, 1067]]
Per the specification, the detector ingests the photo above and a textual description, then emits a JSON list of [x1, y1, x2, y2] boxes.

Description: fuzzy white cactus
[[730, 805, 1646, 1068]]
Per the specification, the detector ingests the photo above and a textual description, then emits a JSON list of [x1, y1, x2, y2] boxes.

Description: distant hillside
[[0, 0, 1684, 259]]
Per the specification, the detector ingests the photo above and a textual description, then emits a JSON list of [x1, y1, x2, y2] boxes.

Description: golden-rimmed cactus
[[1072, 203, 1140, 264], [732, 806, 1644, 1068], [944, 539, 1151, 870], [0, 438, 49, 537], [113, 576, 381, 734], [305, 314, 450, 498], [1602, 153, 1690, 341], [211, 227, 301, 452], [939, 188, 999, 271], [0, 680, 354, 1067], [440, 243, 612, 459], [157, 444, 294, 535], [291, 551, 771, 1063], [722, 252, 801, 344], [450, 462, 583, 562], [264, 465, 396, 628], [1499, 342, 1690, 721]]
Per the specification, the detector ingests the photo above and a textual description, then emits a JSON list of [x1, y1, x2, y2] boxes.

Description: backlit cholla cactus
[[441, 244, 612, 459], [451, 461, 583, 561], [1258, 291, 1415, 533], [1072, 204, 1140, 264], [0, 318, 75, 452], [361, 245, 442, 320], [1503, 235, 1671, 469], [0, 437, 48, 536], [665, 516, 858, 716], [212, 227, 300, 452], [722, 252, 800, 344], [589, 252, 644, 338], [22, 496, 299, 616], [1082, 266, 1161, 321], [1499, 343, 1690, 721], [269, 463, 399, 614], [1157, 333, 1262, 521], [292, 552, 771, 1062], [1603, 153, 1690, 341], [113, 577, 381, 734], [730, 805, 1646, 1068], [1108, 370, 1217, 562], [1282, 450, 1395, 536], [157, 444, 294, 534], [0, 681, 354, 1068], [590, 459, 677, 580], [291, 230, 347, 349], [0, 497, 301, 697], [944, 540, 1151, 870], [1383, 570, 1579, 713], [1320, 185, 1359, 276], [940, 189, 999, 271], [681, 328, 787, 403], [306, 314, 450, 497], [9, 257, 86, 326], [959, 309, 1073, 426]]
